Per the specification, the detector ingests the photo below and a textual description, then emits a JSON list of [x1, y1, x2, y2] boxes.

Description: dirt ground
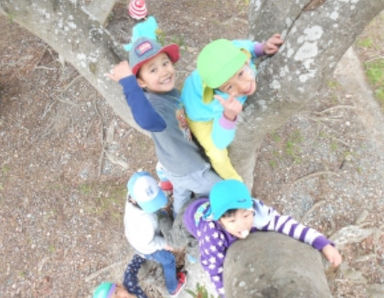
[[0, 1, 383, 297]]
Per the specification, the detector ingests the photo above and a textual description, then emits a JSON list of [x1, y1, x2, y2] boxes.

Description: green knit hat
[[197, 39, 248, 89]]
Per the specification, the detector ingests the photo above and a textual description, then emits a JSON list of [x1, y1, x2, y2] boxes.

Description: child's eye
[[225, 85, 232, 92]]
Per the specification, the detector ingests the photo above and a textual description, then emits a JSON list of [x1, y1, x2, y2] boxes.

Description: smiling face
[[218, 62, 257, 97], [137, 52, 176, 93], [218, 208, 254, 239]]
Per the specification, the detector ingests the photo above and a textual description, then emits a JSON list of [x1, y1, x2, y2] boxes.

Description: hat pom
[[128, 0, 148, 20]]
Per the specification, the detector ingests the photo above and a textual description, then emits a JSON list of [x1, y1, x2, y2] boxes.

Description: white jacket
[[124, 200, 166, 255]]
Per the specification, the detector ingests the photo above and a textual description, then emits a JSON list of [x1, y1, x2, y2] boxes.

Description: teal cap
[[208, 179, 252, 220], [93, 282, 116, 298]]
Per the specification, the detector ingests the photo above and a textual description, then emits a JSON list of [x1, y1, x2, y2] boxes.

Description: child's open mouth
[[161, 76, 172, 84]]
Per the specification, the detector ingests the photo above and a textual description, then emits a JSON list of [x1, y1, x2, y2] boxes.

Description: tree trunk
[[2, 0, 384, 296], [224, 232, 332, 298], [232, 0, 384, 188], [225, 1, 383, 297]]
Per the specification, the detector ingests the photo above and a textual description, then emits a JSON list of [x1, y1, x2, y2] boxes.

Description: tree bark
[[0, 0, 146, 134], [224, 233, 332, 298], [232, 0, 384, 188], [2, 1, 384, 296], [86, 0, 118, 25]]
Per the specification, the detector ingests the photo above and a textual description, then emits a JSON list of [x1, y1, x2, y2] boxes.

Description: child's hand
[[321, 244, 342, 268], [106, 61, 133, 82], [164, 244, 174, 252], [263, 33, 283, 55], [215, 94, 243, 121]]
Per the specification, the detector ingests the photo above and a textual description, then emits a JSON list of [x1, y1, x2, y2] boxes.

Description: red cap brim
[[132, 44, 180, 75]]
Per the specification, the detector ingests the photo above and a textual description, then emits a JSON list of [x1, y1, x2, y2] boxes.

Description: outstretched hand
[[321, 244, 342, 268], [263, 33, 284, 55], [214, 94, 242, 121], [106, 61, 133, 82]]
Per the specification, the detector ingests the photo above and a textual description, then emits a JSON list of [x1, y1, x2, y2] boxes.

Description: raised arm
[[252, 199, 342, 267], [107, 61, 166, 132]]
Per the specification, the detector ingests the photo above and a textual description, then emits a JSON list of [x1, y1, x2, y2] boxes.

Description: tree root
[[293, 170, 340, 185]]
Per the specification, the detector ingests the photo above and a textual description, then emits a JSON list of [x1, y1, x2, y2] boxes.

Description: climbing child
[[183, 179, 342, 297], [107, 37, 221, 215], [180, 35, 283, 181], [92, 254, 147, 298], [124, 171, 187, 297]]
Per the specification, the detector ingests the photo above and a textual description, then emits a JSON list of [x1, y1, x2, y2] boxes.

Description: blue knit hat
[[207, 180, 252, 220], [127, 171, 168, 213], [129, 37, 179, 75]]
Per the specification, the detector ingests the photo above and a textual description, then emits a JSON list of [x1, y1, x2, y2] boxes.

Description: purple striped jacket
[[183, 198, 332, 296]]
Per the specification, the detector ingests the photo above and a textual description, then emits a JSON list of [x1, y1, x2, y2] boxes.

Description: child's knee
[[160, 251, 176, 265]]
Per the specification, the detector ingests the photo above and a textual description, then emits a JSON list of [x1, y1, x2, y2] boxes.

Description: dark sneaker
[[170, 272, 187, 297]]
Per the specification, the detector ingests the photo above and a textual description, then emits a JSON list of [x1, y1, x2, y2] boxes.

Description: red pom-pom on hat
[[128, 0, 148, 20]]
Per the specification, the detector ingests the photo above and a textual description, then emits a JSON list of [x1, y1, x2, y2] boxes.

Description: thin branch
[[61, 75, 82, 94], [94, 102, 106, 177], [301, 200, 326, 223], [293, 170, 340, 185], [312, 105, 358, 116], [85, 260, 126, 282]]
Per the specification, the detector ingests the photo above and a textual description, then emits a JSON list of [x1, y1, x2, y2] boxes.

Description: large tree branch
[[86, 0, 118, 25], [0, 0, 146, 135], [232, 0, 384, 188]]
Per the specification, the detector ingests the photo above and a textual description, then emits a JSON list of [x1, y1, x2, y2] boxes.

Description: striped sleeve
[[252, 199, 331, 250]]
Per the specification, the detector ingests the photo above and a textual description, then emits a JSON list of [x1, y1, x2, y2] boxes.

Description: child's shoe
[[170, 272, 187, 297], [156, 162, 174, 192]]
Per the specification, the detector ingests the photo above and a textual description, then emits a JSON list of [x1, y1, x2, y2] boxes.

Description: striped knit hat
[[128, 0, 148, 20]]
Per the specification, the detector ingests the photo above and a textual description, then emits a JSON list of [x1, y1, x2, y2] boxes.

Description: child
[[93, 282, 136, 298], [180, 35, 284, 181], [124, 171, 187, 297], [92, 254, 147, 298], [107, 37, 221, 215], [183, 179, 342, 297]]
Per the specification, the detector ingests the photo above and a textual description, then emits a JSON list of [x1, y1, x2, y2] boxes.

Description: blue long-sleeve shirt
[[119, 76, 210, 175]]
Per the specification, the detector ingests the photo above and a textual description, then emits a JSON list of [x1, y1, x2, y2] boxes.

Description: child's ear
[[137, 77, 147, 89]]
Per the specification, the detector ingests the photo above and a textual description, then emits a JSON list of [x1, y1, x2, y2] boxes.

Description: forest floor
[[0, 1, 383, 297]]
